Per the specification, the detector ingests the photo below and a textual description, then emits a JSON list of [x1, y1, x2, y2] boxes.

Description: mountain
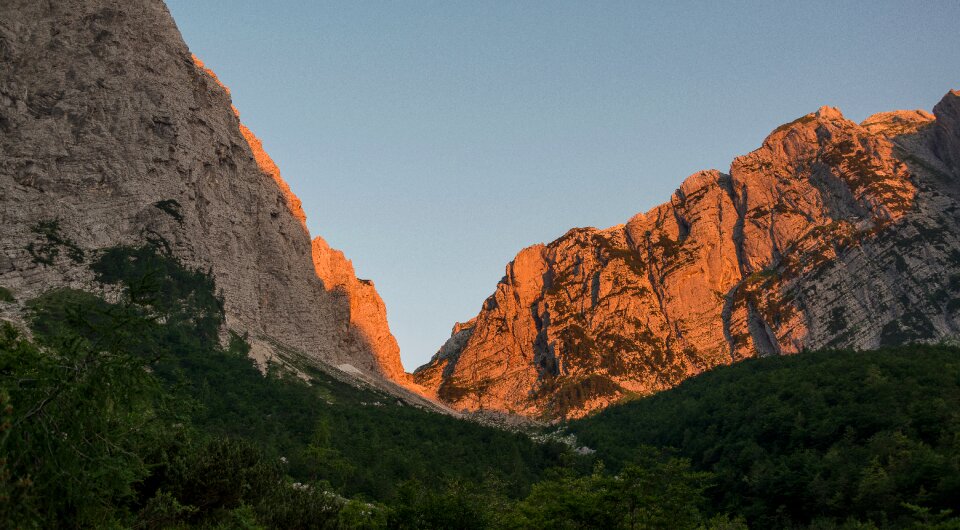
[[0, 0, 424, 400], [415, 93, 960, 418]]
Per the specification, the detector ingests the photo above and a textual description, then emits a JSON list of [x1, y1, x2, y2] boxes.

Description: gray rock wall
[[0, 0, 410, 392]]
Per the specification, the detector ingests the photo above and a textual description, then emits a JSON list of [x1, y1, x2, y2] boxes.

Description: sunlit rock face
[[0, 0, 413, 395], [416, 93, 960, 419], [311, 237, 430, 394]]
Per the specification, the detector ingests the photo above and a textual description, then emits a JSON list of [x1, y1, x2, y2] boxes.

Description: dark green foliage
[[879, 313, 937, 346], [656, 233, 685, 261], [948, 296, 960, 314], [386, 452, 723, 530], [176, 338, 562, 501], [25, 219, 85, 266], [2, 243, 574, 527], [162, 437, 278, 515], [8, 240, 960, 528], [140, 436, 354, 528], [569, 346, 960, 528], [502, 449, 733, 530], [545, 375, 623, 417], [91, 244, 570, 503], [437, 376, 493, 405], [91, 244, 223, 345], [595, 236, 646, 276], [558, 323, 598, 365], [0, 287, 13, 303], [389, 479, 505, 529], [828, 306, 848, 334], [1, 298, 169, 527], [745, 267, 778, 286], [154, 199, 184, 224]]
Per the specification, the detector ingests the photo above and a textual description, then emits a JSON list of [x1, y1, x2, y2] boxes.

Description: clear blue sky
[[165, 0, 960, 370]]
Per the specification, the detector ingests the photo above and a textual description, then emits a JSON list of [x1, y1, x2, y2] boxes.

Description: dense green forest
[[570, 345, 960, 529], [2, 233, 959, 528], [0, 241, 580, 527]]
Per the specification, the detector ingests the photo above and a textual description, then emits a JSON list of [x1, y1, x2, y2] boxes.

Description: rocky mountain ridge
[[0, 0, 426, 404], [415, 92, 960, 418]]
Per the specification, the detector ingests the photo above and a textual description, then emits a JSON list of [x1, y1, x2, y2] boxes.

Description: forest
[[1, 240, 958, 528], [570, 344, 960, 528]]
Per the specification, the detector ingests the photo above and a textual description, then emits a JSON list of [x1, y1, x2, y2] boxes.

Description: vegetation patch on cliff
[[25, 219, 85, 266]]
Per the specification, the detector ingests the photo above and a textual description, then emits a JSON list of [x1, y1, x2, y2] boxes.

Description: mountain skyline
[[165, 0, 960, 369], [415, 92, 960, 417], [4, 1, 960, 526]]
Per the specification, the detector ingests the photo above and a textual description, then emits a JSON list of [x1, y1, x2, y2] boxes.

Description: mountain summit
[[415, 91, 960, 418]]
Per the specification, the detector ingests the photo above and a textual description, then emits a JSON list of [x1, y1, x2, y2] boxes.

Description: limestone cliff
[[416, 94, 960, 418], [0, 0, 414, 398], [311, 236, 428, 393]]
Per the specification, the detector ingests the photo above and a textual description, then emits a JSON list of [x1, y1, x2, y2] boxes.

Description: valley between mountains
[[3, 0, 958, 422], [2, 0, 960, 528]]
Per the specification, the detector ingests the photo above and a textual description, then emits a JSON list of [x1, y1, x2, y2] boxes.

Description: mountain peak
[[815, 105, 845, 120], [416, 92, 960, 418]]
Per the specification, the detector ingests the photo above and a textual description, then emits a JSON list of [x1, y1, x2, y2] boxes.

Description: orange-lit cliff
[[416, 94, 960, 419]]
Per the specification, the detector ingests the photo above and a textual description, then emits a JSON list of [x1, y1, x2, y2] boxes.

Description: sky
[[165, 0, 960, 370]]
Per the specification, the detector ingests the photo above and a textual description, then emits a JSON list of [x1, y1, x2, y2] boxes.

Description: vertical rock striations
[[416, 94, 960, 419], [0, 0, 414, 397]]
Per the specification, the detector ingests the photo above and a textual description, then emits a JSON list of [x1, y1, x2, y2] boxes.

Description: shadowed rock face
[[0, 0, 411, 393], [416, 94, 960, 419]]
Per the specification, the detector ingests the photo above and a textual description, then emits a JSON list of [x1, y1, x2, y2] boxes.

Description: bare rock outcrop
[[416, 92, 960, 419], [311, 236, 430, 394], [0, 0, 415, 398]]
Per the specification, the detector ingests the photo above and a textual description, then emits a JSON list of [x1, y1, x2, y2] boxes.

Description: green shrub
[[25, 219, 85, 265], [154, 198, 184, 224]]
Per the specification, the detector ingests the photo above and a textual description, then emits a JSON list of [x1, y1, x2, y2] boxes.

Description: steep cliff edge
[[416, 93, 960, 418], [0, 0, 420, 401], [311, 236, 430, 394]]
